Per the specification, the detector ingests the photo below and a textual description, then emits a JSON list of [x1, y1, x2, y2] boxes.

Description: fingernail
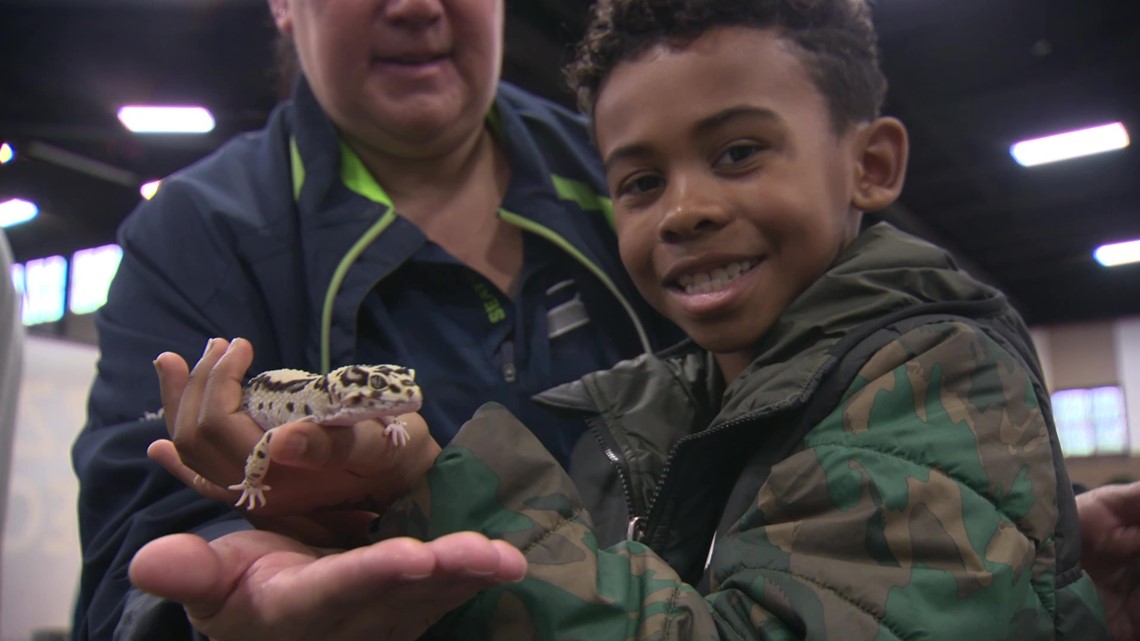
[[201, 338, 217, 359], [462, 568, 497, 578]]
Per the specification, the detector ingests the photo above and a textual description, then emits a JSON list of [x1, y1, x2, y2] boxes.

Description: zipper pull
[[626, 516, 646, 542], [500, 339, 517, 383]]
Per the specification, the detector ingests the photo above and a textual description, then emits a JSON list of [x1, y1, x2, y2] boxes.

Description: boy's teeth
[[678, 260, 756, 294]]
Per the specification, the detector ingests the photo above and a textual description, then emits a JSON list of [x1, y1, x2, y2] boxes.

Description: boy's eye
[[713, 142, 764, 167], [616, 172, 664, 198]]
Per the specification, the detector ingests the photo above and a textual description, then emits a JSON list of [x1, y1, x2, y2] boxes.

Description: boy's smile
[[594, 26, 904, 381]]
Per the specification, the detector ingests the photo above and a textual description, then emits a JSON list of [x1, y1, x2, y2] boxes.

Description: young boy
[[369, 0, 1110, 638]]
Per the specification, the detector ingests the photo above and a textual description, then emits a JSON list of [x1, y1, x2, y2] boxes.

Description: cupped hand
[[1077, 481, 1140, 641], [151, 338, 440, 546], [129, 529, 526, 641]]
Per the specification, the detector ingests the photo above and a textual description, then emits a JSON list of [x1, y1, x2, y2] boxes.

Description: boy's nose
[[657, 181, 730, 243], [384, 0, 444, 26]]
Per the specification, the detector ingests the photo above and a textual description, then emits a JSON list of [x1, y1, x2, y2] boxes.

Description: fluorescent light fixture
[[22, 255, 67, 325], [10, 262, 24, 299], [1011, 122, 1130, 167], [117, 105, 215, 134], [1094, 238, 1140, 267], [0, 142, 13, 164], [140, 179, 162, 200], [70, 243, 124, 314], [0, 198, 38, 228]]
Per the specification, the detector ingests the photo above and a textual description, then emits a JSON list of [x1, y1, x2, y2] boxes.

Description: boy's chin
[[688, 333, 758, 358]]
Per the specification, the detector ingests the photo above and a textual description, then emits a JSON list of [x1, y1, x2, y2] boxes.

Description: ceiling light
[[1011, 122, 1130, 167], [0, 142, 13, 164], [1094, 239, 1140, 268], [117, 105, 215, 134], [140, 179, 162, 200], [0, 198, 39, 228]]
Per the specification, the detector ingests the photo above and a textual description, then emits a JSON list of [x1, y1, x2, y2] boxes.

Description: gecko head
[[327, 364, 424, 414]]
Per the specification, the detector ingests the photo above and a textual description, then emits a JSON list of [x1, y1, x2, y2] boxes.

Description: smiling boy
[[372, 0, 1107, 638], [592, 20, 899, 384]]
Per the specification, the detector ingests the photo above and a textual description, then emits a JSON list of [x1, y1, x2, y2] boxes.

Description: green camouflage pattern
[[378, 330, 1107, 640], [373, 225, 1108, 640]]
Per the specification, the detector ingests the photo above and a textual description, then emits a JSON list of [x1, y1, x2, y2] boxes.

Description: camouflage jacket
[[375, 224, 1107, 640]]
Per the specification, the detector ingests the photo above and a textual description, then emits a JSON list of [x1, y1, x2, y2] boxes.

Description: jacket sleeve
[[70, 176, 274, 641], [372, 321, 1107, 640], [705, 320, 1105, 639], [371, 402, 723, 641]]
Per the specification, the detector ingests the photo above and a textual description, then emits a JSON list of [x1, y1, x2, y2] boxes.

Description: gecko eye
[[369, 373, 387, 389]]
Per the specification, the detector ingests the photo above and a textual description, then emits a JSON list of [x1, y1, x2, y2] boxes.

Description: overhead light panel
[[1011, 122, 1130, 167], [0, 198, 38, 228], [140, 179, 162, 200], [0, 142, 13, 164], [117, 105, 215, 134], [1094, 239, 1140, 268]]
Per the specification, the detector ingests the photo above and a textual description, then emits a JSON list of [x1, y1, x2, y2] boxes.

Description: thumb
[[129, 534, 229, 619]]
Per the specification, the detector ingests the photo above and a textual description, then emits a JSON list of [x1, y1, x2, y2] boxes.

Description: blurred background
[[0, 0, 1138, 639]]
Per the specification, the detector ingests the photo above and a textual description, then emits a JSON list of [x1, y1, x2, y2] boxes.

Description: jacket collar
[[285, 76, 641, 370], [288, 77, 617, 267], [538, 223, 1008, 428]]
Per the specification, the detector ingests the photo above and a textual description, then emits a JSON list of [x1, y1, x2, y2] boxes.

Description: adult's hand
[[129, 529, 526, 641], [151, 337, 440, 546], [1077, 480, 1140, 641]]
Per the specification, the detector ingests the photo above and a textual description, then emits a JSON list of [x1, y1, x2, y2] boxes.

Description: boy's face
[[594, 27, 873, 379]]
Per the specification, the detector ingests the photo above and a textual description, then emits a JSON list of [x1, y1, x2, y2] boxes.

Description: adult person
[[71, 0, 677, 639]]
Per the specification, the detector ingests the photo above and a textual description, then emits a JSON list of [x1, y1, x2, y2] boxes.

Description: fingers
[[428, 532, 527, 582], [488, 539, 529, 582], [266, 413, 441, 508], [174, 337, 232, 443], [297, 533, 522, 611], [198, 338, 256, 436], [1103, 481, 1140, 522], [269, 413, 434, 474], [148, 440, 235, 504], [131, 530, 525, 641], [129, 534, 227, 614], [154, 351, 190, 437], [167, 338, 265, 489]]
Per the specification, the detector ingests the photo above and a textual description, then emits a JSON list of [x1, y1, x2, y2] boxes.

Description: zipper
[[587, 420, 647, 540], [632, 411, 764, 547], [500, 339, 517, 383]]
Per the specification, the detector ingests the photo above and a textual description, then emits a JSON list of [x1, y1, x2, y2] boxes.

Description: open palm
[[129, 529, 525, 641]]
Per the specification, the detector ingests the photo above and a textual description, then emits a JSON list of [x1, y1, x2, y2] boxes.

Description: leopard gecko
[[230, 364, 423, 510]]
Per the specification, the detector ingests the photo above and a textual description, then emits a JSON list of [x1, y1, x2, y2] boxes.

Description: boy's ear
[[267, 0, 293, 33], [851, 117, 908, 212]]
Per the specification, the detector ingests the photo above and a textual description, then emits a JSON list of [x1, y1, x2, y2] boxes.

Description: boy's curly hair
[[564, 0, 887, 133]]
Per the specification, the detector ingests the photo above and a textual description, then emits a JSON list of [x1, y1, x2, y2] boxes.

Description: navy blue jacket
[[71, 79, 677, 641]]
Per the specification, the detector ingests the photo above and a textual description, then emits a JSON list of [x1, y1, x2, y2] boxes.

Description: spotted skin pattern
[[229, 364, 423, 510]]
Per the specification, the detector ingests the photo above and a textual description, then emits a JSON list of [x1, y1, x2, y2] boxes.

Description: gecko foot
[[383, 419, 410, 448], [228, 481, 271, 510]]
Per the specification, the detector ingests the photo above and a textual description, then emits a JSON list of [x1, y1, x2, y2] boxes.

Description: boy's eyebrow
[[602, 143, 654, 175], [602, 105, 783, 173], [693, 105, 783, 137]]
